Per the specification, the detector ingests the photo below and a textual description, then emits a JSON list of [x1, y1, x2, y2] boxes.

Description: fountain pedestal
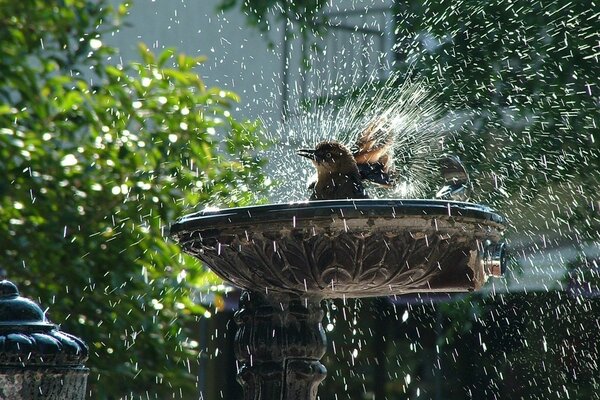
[[234, 292, 326, 400], [170, 200, 506, 399]]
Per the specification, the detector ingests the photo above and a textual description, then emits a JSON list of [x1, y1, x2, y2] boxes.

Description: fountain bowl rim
[[170, 199, 505, 237]]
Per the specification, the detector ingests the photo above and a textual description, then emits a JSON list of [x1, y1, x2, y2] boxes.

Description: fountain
[[170, 198, 506, 399]]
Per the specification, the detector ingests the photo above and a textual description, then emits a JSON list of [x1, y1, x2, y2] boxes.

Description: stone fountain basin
[[170, 199, 506, 299]]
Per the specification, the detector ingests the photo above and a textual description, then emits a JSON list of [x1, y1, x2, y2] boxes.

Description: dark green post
[[0, 280, 89, 400]]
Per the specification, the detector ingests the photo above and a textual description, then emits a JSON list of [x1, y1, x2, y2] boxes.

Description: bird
[[296, 141, 368, 200], [435, 155, 472, 201], [352, 117, 395, 187], [297, 120, 395, 200], [297, 117, 472, 201]]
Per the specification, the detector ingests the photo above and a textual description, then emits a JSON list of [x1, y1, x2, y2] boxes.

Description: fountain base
[[234, 292, 327, 400], [170, 200, 507, 399]]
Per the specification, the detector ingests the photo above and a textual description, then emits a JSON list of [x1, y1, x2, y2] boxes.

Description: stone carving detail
[[179, 222, 499, 298], [234, 291, 326, 400], [0, 329, 88, 366]]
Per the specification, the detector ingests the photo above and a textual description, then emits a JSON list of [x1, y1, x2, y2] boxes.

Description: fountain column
[[234, 291, 326, 400]]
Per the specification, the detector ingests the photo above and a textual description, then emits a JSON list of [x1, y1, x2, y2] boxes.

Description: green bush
[[0, 0, 269, 398]]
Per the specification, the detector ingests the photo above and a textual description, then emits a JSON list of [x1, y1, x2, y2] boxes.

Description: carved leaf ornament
[[171, 200, 505, 299]]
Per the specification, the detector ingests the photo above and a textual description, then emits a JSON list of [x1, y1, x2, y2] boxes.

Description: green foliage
[[0, 0, 269, 398], [393, 0, 600, 237]]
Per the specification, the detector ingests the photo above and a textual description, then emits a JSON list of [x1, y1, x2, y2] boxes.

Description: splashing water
[[262, 73, 468, 202]]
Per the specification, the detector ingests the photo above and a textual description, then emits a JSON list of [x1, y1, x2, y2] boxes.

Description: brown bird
[[297, 119, 396, 200], [297, 133, 472, 201], [297, 141, 368, 200], [352, 117, 395, 187]]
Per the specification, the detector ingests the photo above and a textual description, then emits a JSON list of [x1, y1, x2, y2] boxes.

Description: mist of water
[[262, 72, 470, 202]]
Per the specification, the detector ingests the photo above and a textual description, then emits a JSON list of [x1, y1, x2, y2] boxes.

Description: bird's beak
[[296, 149, 317, 160]]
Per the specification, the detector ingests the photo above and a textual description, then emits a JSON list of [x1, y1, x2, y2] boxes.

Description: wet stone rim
[[170, 199, 505, 234], [170, 200, 506, 298]]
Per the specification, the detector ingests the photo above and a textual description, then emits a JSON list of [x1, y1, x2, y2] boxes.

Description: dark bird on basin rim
[[435, 154, 472, 201], [297, 141, 369, 200], [297, 119, 395, 201], [297, 121, 472, 201]]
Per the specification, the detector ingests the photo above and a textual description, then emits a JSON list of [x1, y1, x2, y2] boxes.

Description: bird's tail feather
[[352, 117, 396, 186]]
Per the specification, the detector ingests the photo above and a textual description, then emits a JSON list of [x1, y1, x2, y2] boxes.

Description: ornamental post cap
[[0, 279, 49, 326], [0, 279, 89, 366], [0, 279, 19, 297]]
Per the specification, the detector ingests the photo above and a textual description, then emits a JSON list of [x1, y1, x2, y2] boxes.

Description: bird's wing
[[353, 117, 393, 169], [357, 163, 395, 187], [350, 172, 369, 198], [352, 117, 395, 186]]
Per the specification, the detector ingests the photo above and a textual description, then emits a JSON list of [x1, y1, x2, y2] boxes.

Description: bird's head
[[297, 141, 358, 174]]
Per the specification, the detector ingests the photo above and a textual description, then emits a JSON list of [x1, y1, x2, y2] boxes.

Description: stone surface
[[234, 292, 326, 400], [0, 370, 88, 400], [171, 199, 507, 400], [171, 200, 506, 299]]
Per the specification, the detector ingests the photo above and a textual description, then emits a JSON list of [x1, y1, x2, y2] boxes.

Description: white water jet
[[262, 73, 469, 202]]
